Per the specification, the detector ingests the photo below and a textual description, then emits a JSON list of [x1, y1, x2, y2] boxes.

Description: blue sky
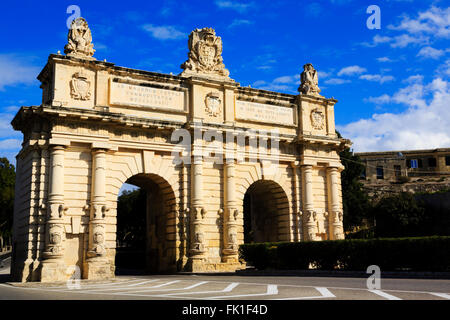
[[1, 0, 449, 166]]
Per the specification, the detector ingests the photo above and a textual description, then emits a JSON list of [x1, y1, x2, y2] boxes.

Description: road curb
[[234, 269, 450, 279]]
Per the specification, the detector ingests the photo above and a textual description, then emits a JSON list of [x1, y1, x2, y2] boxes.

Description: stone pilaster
[[302, 164, 317, 241], [327, 166, 345, 240], [188, 145, 207, 271], [83, 148, 113, 279], [40, 145, 67, 282], [290, 161, 302, 241], [178, 163, 190, 270], [222, 159, 239, 262]]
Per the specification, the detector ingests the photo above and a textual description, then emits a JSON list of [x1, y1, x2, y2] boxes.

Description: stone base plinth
[[40, 260, 68, 282], [186, 257, 244, 272], [83, 259, 114, 280], [221, 254, 239, 264]]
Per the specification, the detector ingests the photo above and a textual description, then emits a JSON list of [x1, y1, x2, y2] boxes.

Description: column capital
[[301, 163, 313, 170], [50, 144, 67, 151], [327, 165, 345, 173], [224, 158, 237, 165], [91, 148, 108, 154], [290, 160, 301, 168]]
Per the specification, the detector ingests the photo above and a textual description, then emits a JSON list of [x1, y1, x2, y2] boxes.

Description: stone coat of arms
[[181, 28, 230, 78], [205, 92, 222, 117], [310, 109, 325, 130], [64, 17, 95, 59], [70, 72, 91, 100]]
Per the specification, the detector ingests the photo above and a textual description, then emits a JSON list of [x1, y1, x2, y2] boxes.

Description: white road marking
[[76, 279, 161, 292], [369, 289, 402, 300], [155, 282, 240, 297], [66, 280, 180, 294], [45, 278, 143, 289], [144, 280, 181, 288], [124, 279, 161, 287], [274, 287, 335, 300], [207, 284, 278, 300], [1, 277, 447, 300], [429, 292, 450, 299], [127, 281, 209, 293]]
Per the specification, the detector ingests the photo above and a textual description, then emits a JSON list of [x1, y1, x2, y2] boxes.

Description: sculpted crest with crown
[[181, 28, 230, 78], [64, 17, 95, 59]]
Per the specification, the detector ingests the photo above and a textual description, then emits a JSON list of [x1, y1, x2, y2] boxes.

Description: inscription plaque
[[235, 100, 295, 126], [110, 81, 185, 112]]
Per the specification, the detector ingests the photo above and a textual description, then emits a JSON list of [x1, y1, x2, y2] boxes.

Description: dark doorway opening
[[243, 180, 289, 243], [115, 174, 176, 275]]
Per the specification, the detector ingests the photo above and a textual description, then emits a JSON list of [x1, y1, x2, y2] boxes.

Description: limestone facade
[[11, 18, 349, 282]]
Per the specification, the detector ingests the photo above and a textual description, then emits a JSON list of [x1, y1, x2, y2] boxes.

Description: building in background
[[356, 148, 450, 195]]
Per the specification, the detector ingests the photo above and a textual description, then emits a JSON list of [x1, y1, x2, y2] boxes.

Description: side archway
[[242, 180, 291, 243]]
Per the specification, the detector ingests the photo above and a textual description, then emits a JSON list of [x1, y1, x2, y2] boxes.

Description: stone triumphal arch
[[11, 18, 350, 282]]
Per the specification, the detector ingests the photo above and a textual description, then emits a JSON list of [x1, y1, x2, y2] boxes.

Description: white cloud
[[337, 65, 366, 76], [257, 83, 291, 91], [373, 35, 392, 45], [364, 33, 428, 48], [0, 113, 20, 138], [0, 54, 39, 90], [252, 74, 299, 92], [388, 6, 450, 39], [252, 80, 266, 86], [417, 46, 445, 59], [390, 34, 428, 48], [324, 78, 350, 85], [364, 94, 391, 105], [317, 71, 331, 79], [142, 24, 185, 40], [403, 75, 424, 84], [306, 2, 322, 17], [215, 1, 254, 13], [94, 42, 108, 51], [228, 19, 253, 28], [359, 74, 395, 84], [0, 138, 21, 150], [376, 57, 393, 63], [338, 78, 450, 152], [437, 59, 450, 77], [273, 75, 298, 84]]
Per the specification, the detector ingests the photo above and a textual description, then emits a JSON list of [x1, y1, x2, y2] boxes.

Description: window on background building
[[446, 156, 450, 166], [428, 158, 437, 167], [360, 168, 366, 179], [376, 166, 384, 179], [418, 159, 423, 168], [394, 165, 401, 177], [410, 159, 418, 168]]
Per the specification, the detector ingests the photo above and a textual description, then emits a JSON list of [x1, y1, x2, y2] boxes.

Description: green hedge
[[239, 236, 450, 272]]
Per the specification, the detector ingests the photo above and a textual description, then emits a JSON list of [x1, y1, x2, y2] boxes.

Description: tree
[[336, 132, 372, 232], [116, 188, 146, 248], [0, 158, 15, 242], [373, 192, 425, 237]]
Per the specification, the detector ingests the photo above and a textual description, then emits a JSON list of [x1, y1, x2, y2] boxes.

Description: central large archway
[[115, 173, 177, 274], [243, 180, 290, 243]]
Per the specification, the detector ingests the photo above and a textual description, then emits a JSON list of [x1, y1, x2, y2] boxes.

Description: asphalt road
[[0, 262, 449, 300]]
